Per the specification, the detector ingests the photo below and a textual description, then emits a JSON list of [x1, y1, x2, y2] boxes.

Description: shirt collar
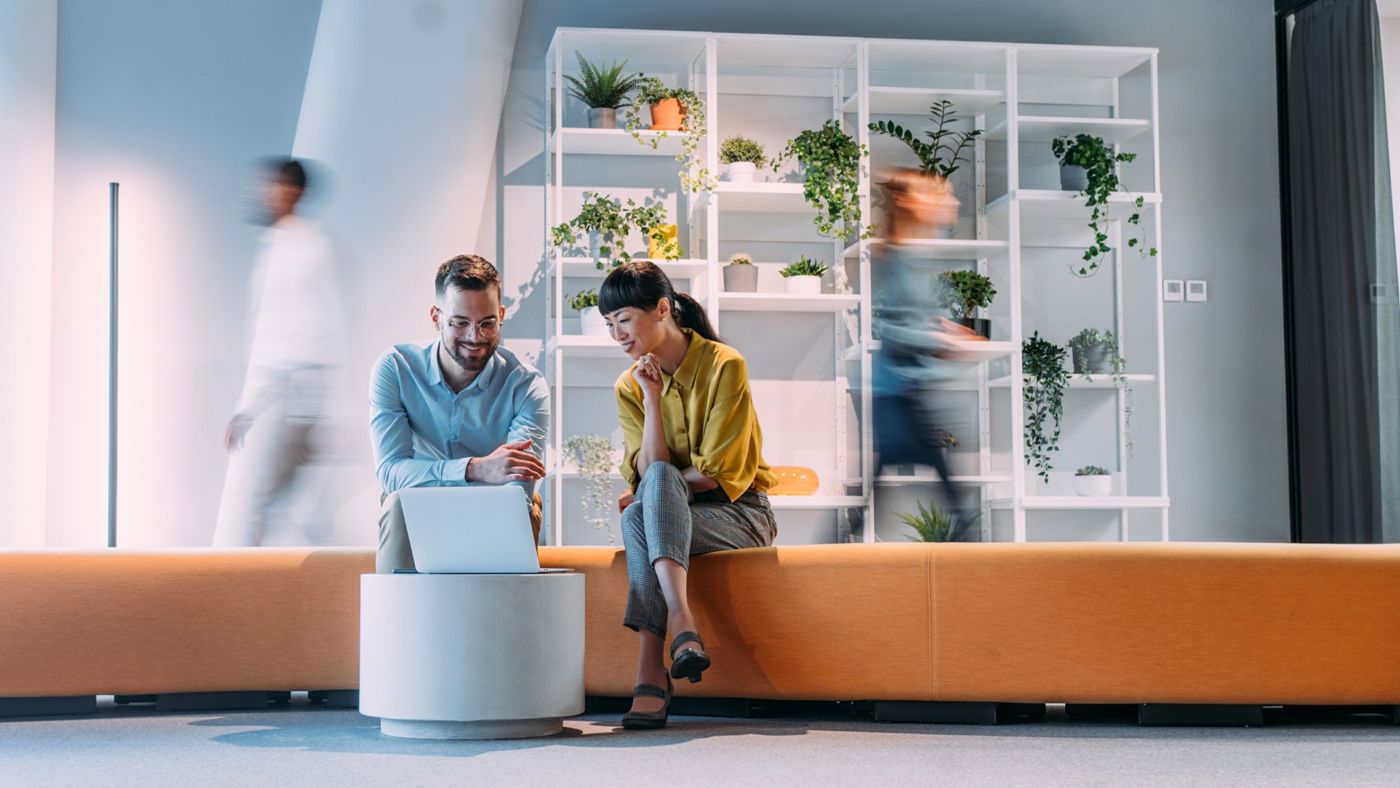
[[662, 329, 703, 394]]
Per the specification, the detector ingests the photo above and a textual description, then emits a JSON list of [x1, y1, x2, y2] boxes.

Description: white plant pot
[[579, 306, 609, 337], [1074, 474, 1113, 497], [784, 275, 822, 295], [725, 161, 757, 183]]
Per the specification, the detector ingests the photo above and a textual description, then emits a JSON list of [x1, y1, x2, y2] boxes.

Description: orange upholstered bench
[[3, 543, 1399, 722]]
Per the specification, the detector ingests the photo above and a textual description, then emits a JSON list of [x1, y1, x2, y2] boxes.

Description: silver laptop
[[399, 486, 568, 574]]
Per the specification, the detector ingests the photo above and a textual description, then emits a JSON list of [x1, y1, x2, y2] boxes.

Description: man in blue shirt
[[371, 255, 549, 573]]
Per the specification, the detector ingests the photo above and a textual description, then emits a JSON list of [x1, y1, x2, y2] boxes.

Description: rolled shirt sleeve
[[505, 373, 551, 497]]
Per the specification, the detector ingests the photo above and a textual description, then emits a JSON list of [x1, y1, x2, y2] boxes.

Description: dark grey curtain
[[1285, 0, 1399, 543]]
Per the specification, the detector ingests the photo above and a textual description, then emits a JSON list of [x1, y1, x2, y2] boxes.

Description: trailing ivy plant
[[622, 75, 713, 192], [551, 194, 678, 269], [1022, 331, 1069, 483], [1051, 133, 1157, 277], [779, 256, 828, 278], [564, 52, 641, 110], [776, 120, 873, 240], [564, 433, 618, 544], [1066, 328, 1134, 455], [869, 99, 983, 177], [934, 270, 997, 320]]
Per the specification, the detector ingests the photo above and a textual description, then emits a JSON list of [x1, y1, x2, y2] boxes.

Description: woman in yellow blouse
[[598, 260, 777, 730]]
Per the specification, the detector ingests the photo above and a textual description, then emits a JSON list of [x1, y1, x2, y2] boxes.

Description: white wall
[[495, 0, 1288, 542], [44, 0, 322, 546], [0, 0, 56, 547]]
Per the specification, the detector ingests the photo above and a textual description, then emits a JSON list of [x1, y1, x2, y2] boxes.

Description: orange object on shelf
[[768, 466, 819, 496], [648, 98, 685, 131]]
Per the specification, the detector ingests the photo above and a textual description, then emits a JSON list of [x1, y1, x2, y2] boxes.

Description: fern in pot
[[934, 270, 996, 338], [780, 256, 828, 295], [565, 434, 620, 544], [724, 252, 758, 293], [570, 289, 608, 337], [564, 52, 641, 129], [1074, 465, 1113, 497]]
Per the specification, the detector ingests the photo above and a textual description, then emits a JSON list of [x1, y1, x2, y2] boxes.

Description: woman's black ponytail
[[599, 260, 722, 343]]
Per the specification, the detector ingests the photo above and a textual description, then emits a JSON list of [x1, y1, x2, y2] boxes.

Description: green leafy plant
[[565, 434, 618, 544], [622, 76, 712, 192], [900, 500, 955, 542], [934, 270, 997, 320], [1076, 465, 1111, 476], [552, 194, 678, 268], [728, 253, 753, 266], [869, 99, 984, 177], [564, 52, 641, 110], [776, 120, 873, 240], [1022, 331, 1069, 483], [1051, 133, 1157, 277], [780, 256, 828, 278], [568, 289, 599, 311], [719, 135, 766, 167]]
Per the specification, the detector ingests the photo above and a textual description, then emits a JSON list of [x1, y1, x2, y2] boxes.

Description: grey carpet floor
[[2, 700, 1398, 787]]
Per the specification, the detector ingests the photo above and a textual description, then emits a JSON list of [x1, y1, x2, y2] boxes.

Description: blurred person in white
[[213, 157, 342, 546]]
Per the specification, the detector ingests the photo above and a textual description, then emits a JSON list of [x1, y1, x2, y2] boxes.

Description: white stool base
[[380, 717, 564, 740]]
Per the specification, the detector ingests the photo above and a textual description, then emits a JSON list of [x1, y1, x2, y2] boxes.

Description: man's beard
[[445, 334, 497, 373]]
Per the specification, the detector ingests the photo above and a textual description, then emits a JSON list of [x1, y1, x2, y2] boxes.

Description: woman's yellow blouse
[[615, 330, 775, 502]]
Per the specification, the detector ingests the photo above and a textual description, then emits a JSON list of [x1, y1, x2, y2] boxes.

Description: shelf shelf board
[[1015, 45, 1154, 79], [549, 127, 689, 157], [987, 116, 1150, 144], [987, 189, 1161, 220], [712, 182, 811, 213], [864, 474, 1012, 487], [545, 335, 625, 359], [846, 87, 1005, 116], [989, 373, 1156, 389], [990, 496, 1169, 510], [842, 238, 1009, 260], [768, 495, 866, 510], [556, 258, 709, 279], [719, 292, 860, 313]]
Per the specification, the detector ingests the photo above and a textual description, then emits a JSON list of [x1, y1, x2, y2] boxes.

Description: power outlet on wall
[[1186, 280, 1208, 302], [1164, 280, 1184, 302]]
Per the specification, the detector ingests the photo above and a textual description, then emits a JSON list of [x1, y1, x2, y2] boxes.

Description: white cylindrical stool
[[360, 573, 585, 740]]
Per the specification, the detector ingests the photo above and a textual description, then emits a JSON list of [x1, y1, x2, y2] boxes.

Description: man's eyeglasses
[[444, 317, 500, 338]]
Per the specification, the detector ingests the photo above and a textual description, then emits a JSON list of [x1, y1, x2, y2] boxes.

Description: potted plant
[[899, 500, 955, 542], [1067, 328, 1117, 375], [724, 252, 758, 293], [627, 202, 679, 262], [934, 270, 996, 338], [1074, 465, 1114, 497], [551, 192, 630, 267], [780, 256, 827, 295], [623, 76, 712, 192], [564, 52, 641, 129], [719, 135, 766, 183], [570, 289, 607, 337], [1022, 331, 1069, 483], [775, 120, 873, 240], [1051, 134, 1157, 277], [564, 434, 619, 544], [869, 99, 983, 178]]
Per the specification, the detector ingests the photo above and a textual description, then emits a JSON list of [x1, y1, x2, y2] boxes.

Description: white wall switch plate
[[1164, 279, 1184, 302], [1186, 280, 1208, 302]]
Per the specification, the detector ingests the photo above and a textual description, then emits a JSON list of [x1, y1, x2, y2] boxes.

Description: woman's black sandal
[[669, 631, 711, 684], [621, 674, 673, 730]]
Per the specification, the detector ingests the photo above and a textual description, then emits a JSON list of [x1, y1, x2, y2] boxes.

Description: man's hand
[[618, 489, 636, 513], [467, 439, 545, 484], [224, 414, 254, 452]]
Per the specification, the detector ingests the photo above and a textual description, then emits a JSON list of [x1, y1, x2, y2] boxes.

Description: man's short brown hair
[[435, 254, 500, 299]]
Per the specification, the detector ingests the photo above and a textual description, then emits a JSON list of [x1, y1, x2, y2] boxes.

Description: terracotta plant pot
[[649, 98, 686, 131]]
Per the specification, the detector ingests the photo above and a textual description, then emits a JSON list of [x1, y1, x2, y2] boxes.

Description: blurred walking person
[[214, 157, 342, 546], [872, 168, 984, 541]]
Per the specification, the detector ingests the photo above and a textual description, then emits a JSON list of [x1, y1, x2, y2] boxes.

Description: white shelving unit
[[544, 29, 1169, 546]]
